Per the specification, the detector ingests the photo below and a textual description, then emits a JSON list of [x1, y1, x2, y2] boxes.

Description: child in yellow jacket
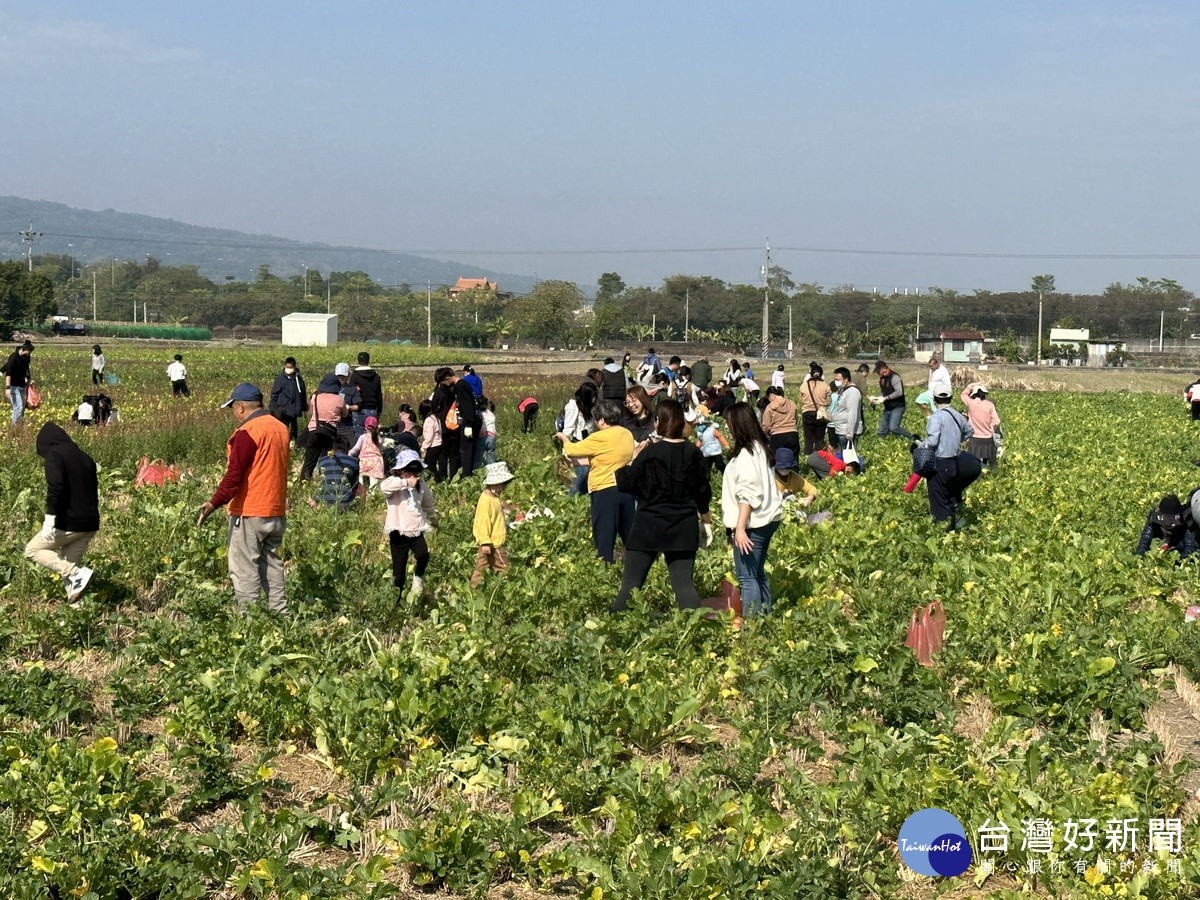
[[472, 461, 514, 588]]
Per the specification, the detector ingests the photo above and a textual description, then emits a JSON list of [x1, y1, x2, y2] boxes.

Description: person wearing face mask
[[829, 367, 863, 451], [270, 357, 308, 444], [381, 448, 439, 603]]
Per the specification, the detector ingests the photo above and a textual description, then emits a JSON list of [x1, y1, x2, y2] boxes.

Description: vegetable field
[[3, 345, 1200, 899]]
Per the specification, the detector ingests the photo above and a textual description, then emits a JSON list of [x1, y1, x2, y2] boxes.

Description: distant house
[[1086, 339, 1126, 368], [939, 330, 985, 364], [449, 277, 497, 299]]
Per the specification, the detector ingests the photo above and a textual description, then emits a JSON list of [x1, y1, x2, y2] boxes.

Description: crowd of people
[[12, 339, 1008, 618]]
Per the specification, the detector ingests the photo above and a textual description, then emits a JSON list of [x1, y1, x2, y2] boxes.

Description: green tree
[[507, 280, 584, 346], [596, 272, 625, 303], [1031, 274, 1056, 294], [766, 265, 794, 293]]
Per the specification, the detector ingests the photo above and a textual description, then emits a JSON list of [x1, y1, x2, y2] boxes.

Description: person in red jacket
[[197, 382, 291, 615]]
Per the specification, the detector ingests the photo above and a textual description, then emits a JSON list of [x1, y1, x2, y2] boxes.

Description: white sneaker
[[410, 576, 424, 598], [66, 566, 93, 602]]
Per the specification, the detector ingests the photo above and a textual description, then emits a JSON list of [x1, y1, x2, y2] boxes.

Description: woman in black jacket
[[610, 399, 713, 612], [24, 422, 100, 602], [429, 367, 461, 481]]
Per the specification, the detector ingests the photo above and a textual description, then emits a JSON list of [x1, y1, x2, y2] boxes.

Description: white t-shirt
[[482, 409, 497, 436], [928, 365, 952, 397], [167, 361, 187, 381]]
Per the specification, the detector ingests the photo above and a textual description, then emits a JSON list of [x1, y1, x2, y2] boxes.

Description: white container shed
[[282, 313, 338, 347]]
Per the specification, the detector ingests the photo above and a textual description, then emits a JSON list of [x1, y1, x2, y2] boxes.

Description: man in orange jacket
[[198, 382, 291, 615]]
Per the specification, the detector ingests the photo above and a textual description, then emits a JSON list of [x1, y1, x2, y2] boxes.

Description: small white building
[[282, 313, 338, 347]]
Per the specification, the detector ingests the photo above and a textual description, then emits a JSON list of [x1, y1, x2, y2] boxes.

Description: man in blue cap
[[197, 382, 291, 615]]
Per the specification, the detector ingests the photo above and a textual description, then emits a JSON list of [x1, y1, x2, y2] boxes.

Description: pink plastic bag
[[701, 579, 743, 617], [904, 601, 945, 666]]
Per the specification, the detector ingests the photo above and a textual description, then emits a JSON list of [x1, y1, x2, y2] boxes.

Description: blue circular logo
[[898, 808, 972, 877]]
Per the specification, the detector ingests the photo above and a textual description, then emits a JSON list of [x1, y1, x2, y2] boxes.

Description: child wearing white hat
[[472, 462, 515, 588], [381, 448, 438, 602]]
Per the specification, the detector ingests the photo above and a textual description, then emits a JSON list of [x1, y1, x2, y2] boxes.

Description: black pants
[[703, 454, 725, 478], [92, 369, 102, 385], [928, 454, 982, 523], [389, 532, 429, 593], [590, 486, 635, 563], [172, 379, 190, 397], [277, 413, 299, 442], [425, 444, 447, 483], [459, 431, 479, 477], [301, 429, 334, 479], [769, 431, 800, 463], [522, 403, 539, 433], [443, 433, 461, 480], [800, 411, 827, 455], [1192, 401, 1200, 421], [611, 549, 701, 611]]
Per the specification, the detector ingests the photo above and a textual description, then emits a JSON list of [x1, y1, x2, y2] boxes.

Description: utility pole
[[426, 281, 432, 348], [327, 278, 332, 314], [787, 304, 793, 356], [19, 222, 41, 271], [302, 264, 309, 300], [92, 271, 97, 321], [915, 305, 921, 344], [1160, 310, 1165, 352], [684, 288, 689, 341], [761, 241, 770, 359], [1036, 292, 1044, 366], [652, 313, 656, 341]]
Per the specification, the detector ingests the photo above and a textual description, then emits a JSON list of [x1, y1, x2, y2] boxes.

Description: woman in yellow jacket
[[555, 399, 635, 563]]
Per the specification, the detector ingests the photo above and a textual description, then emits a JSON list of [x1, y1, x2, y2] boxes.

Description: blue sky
[[4, 1, 1200, 294]]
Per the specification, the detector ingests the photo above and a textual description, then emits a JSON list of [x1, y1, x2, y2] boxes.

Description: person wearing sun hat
[[198, 382, 291, 616], [1135, 494, 1200, 559], [381, 448, 438, 602], [471, 461, 515, 588]]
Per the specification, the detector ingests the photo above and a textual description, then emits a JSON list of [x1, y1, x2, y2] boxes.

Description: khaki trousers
[[470, 545, 510, 588], [24, 529, 95, 578], [228, 515, 288, 614]]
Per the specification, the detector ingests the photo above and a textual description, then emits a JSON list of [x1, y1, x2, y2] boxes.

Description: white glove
[[701, 523, 713, 548], [464, 426, 474, 438], [40, 515, 56, 540]]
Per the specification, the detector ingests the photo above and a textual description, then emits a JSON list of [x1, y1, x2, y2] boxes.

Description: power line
[[40, 230, 1200, 261]]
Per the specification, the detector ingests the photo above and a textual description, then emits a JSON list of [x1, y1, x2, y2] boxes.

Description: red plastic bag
[[701, 579, 743, 617], [25, 385, 41, 410], [135, 457, 183, 488], [904, 600, 945, 666]]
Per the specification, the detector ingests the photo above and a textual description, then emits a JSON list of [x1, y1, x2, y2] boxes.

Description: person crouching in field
[[1135, 494, 1199, 560], [472, 462, 515, 588], [382, 448, 438, 602], [519, 396, 539, 433], [24, 423, 99, 603]]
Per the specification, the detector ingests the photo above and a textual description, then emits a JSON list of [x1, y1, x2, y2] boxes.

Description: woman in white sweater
[[721, 402, 784, 617]]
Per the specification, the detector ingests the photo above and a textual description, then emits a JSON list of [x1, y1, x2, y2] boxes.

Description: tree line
[[9, 254, 1197, 355]]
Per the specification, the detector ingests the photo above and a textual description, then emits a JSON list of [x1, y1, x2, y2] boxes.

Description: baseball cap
[[334, 362, 351, 377], [220, 382, 263, 408], [773, 448, 798, 472]]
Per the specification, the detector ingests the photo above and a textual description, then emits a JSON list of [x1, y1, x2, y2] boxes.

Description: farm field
[[4, 344, 1200, 899]]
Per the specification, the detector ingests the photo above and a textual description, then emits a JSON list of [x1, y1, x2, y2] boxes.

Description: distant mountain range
[[0, 196, 536, 293]]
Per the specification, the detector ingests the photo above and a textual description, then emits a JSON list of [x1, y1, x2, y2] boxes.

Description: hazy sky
[[5, 1, 1200, 294]]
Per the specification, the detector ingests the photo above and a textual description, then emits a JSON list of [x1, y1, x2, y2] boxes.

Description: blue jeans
[[8, 386, 25, 424], [732, 519, 780, 617], [877, 405, 913, 439]]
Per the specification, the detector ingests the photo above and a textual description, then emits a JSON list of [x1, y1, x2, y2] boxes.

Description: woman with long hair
[[721, 402, 784, 617], [562, 380, 599, 495], [610, 399, 712, 612]]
